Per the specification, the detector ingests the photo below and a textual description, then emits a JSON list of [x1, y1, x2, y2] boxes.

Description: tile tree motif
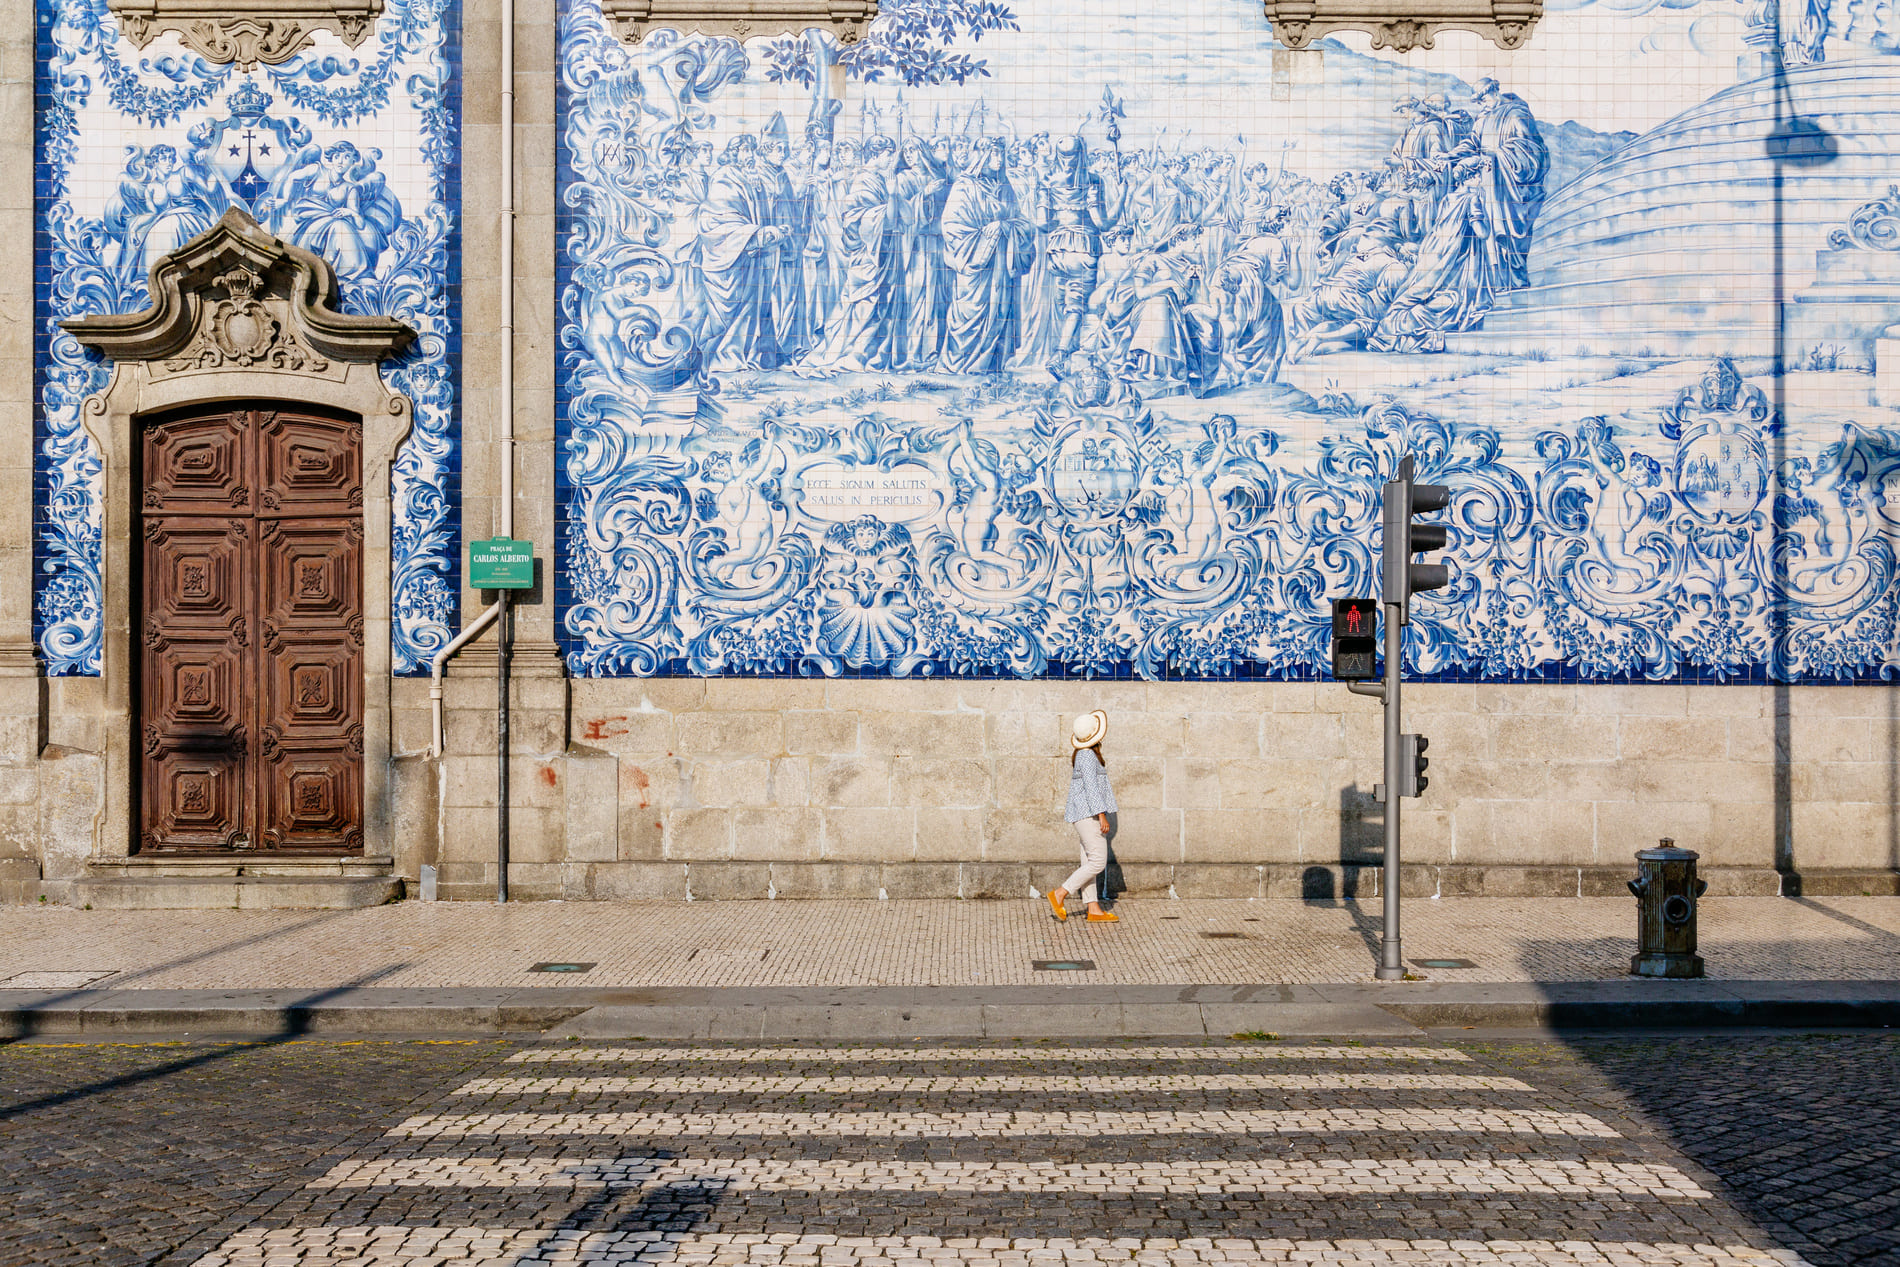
[[33, 0, 462, 674], [555, 0, 1900, 683]]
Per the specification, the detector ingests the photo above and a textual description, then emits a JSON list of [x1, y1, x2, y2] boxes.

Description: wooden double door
[[138, 403, 365, 854]]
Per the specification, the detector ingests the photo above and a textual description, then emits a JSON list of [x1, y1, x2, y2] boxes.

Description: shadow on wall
[[1282, 784, 1389, 968]]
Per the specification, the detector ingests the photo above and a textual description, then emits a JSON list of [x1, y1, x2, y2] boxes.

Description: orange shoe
[[1087, 910, 1119, 922], [1046, 891, 1067, 922]]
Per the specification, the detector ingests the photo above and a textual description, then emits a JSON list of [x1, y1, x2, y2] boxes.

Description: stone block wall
[[410, 676, 1900, 900]]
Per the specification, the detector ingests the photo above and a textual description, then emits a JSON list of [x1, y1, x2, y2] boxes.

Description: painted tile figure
[[552, 0, 1900, 683], [941, 138, 1036, 375]]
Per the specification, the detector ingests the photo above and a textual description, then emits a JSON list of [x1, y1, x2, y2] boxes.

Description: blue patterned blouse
[[1065, 746, 1117, 823]]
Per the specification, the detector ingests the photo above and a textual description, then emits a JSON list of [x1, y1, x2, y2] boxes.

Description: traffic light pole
[[1377, 593, 1406, 980], [1348, 454, 1449, 982]]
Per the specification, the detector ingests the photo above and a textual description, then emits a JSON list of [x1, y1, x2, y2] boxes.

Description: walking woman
[[1048, 710, 1119, 922]]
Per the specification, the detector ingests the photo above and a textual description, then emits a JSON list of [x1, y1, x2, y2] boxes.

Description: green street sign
[[469, 537, 534, 589]]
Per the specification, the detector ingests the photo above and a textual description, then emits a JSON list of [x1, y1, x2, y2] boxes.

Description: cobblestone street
[[0, 1033, 1892, 1267]]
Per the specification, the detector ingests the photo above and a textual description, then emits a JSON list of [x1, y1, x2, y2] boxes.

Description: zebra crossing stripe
[[450, 1073, 1535, 1095], [307, 1156, 1711, 1198], [191, 1230, 1813, 1267], [386, 1108, 1619, 1138], [504, 1046, 1473, 1064]]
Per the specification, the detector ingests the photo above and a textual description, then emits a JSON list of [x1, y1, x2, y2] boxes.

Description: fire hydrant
[[1627, 838, 1707, 978]]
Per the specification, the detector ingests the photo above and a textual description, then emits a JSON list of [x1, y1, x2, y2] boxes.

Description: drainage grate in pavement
[[1413, 958, 1477, 969], [527, 962, 597, 974], [0, 970, 118, 989], [1032, 960, 1096, 971], [1201, 932, 1247, 940]]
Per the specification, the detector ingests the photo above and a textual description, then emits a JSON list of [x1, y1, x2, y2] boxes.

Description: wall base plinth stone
[[74, 855, 403, 909], [412, 860, 1893, 902]]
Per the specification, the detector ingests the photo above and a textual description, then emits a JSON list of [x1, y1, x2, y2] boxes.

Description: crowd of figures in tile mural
[[554, 0, 1900, 682], [32, 0, 461, 675]]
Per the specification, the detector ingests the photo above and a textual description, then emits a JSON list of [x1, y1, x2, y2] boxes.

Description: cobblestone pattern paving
[[0, 897, 1896, 989], [0, 1035, 1892, 1267]]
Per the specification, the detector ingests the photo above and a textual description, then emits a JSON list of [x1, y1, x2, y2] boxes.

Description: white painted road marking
[[504, 1045, 1473, 1063], [192, 1230, 1811, 1267], [308, 1156, 1711, 1198], [386, 1108, 1619, 1139], [451, 1073, 1535, 1095]]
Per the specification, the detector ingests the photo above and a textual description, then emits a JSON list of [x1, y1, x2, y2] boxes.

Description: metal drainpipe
[[428, 0, 516, 904], [495, 0, 517, 903]]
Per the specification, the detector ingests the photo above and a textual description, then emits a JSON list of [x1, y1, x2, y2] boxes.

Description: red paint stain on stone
[[626, 765, 652, 809], [540, 766, 557, 788], [582, 716, 629, 740]]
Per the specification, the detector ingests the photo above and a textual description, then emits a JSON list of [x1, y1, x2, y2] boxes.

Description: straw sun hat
[[1069, 710, 1108, 750]]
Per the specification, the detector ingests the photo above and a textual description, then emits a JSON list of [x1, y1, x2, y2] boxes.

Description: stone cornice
[[106, 0, 383, 70], [1261, 0, 1542, 51], [601, 0, 877, 44], [63, 207, 416, 369]]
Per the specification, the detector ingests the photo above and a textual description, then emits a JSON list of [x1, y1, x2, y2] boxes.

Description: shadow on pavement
[[2, 907, 356, 1017], [1514, 911, 1900, 1267], [503, 1177, 732, 1267], [1545, 1030, 1900, 1267], [0, 962, 411, 1120]]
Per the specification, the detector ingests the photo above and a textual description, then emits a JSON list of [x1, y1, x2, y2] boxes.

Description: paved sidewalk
[[2, 896, 1898, 990], [1, 897, 1896, 1037]]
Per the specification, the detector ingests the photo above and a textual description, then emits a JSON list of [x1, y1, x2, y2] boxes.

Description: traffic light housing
[[1381, 454, 1453, 623], [1400, 733, 1430, 797], [1330, 598, 1377, 681]]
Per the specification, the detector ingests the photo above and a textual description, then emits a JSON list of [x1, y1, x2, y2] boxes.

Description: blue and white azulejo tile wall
[[32, 0, 462, 676], [554, 0, 1900, 685]]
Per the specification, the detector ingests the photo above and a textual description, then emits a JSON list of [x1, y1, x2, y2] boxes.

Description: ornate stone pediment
[[602, 0, 877, 44], [63, 207, 415, 374], [107, 0, 382, 70], [1261, 0, 1542, 51]]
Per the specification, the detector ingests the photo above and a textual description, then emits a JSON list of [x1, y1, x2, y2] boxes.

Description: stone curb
[[0, 981, 1894, 1039]]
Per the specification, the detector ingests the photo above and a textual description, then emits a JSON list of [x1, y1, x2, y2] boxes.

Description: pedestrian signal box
[[1331, 598, 1378, 681]]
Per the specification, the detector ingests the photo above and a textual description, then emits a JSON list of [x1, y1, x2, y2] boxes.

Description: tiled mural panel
[[555, 0, 1900, 684], [32, 0, 462, 675]]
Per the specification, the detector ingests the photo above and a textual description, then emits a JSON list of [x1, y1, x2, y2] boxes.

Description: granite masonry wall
[[403, 677, 1900, 901]]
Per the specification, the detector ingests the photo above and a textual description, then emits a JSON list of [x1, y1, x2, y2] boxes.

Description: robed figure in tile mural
[[805, 135, 907, 372], [756, 115, 810, 363], [942, 137, 1037, 374], [698, 134, 789, 371], [1374, 79, 1547, 352]]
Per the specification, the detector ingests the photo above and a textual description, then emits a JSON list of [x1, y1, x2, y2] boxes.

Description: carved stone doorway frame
[[65, 208, 417, 869]]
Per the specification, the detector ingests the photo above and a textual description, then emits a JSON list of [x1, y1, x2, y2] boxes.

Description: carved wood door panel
[[140, 404, 363, 854]]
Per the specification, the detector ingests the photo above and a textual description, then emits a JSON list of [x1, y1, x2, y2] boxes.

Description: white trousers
[[1061, 816, 1109, 904]]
